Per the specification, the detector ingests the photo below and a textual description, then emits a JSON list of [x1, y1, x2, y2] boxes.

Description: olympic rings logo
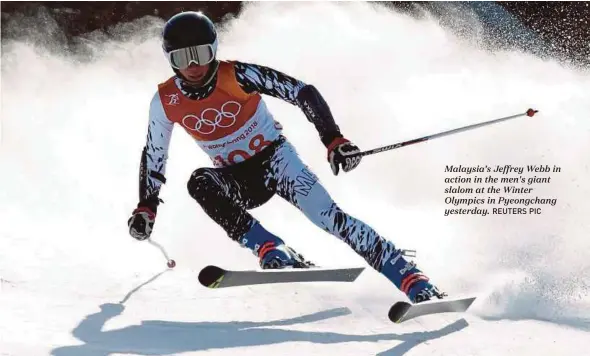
[[182, 101, 242, 134]]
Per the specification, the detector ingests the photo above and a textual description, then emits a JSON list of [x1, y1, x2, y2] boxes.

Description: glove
[[327, 137, 362, 176], [127, 206, 156, 241]]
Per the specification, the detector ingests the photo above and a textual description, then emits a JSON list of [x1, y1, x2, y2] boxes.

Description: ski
[[198, 265, 365, 289], [388, 296, 477, 323]]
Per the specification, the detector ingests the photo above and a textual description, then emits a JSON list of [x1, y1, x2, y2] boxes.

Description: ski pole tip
[[526, 108, 538, 117]]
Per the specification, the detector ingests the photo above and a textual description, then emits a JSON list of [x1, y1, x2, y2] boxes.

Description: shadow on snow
[[52, 272, 469, 356]]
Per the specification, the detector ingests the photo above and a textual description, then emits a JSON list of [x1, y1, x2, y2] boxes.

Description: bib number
[[214, 134, 272, 166]]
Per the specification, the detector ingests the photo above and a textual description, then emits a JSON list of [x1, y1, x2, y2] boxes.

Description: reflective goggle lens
[[168, 44, 215, 69]]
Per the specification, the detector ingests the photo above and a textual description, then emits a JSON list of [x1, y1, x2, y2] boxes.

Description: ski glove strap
[[128, 207, 156, 241], [327, 137, 362, 176]]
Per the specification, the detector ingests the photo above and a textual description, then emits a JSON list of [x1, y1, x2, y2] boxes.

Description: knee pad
[[187, 168, 220, 201]]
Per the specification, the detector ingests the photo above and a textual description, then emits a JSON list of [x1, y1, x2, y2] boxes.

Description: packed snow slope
[[1, 2, 589, 355]]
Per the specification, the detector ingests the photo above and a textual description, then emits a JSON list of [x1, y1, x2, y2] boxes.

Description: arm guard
[[233, 61, 343, 147], [137, 93, 174, 213]]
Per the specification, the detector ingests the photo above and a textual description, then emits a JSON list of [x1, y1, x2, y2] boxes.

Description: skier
[[127, 11, 446, 303]]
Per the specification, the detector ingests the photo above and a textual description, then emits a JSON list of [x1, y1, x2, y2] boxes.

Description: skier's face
[[179, 63, 210, 85]]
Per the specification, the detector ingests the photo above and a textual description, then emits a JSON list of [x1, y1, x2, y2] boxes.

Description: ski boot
[[406, 278, 447, 303], [380, 250, 447, 304], [258, 241, 314, 269], [239, 222, 314, 269]]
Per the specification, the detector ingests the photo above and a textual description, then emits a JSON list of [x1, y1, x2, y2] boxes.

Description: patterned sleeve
[[233, 61, 343, 147], [137, 92, 174, 213]]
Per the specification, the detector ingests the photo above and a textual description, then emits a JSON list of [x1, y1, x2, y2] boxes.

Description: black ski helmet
[[162, 11, 219, 86]]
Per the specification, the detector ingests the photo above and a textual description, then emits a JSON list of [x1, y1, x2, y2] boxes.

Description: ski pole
[[359, 108, 538, 157], [147, 238, 176, 268]]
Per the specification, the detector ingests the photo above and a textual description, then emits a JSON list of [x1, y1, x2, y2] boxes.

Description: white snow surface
[[1, 2, 589, 356]]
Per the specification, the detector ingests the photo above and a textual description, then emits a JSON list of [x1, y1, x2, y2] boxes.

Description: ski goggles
[[166, 41, 217, 69]]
